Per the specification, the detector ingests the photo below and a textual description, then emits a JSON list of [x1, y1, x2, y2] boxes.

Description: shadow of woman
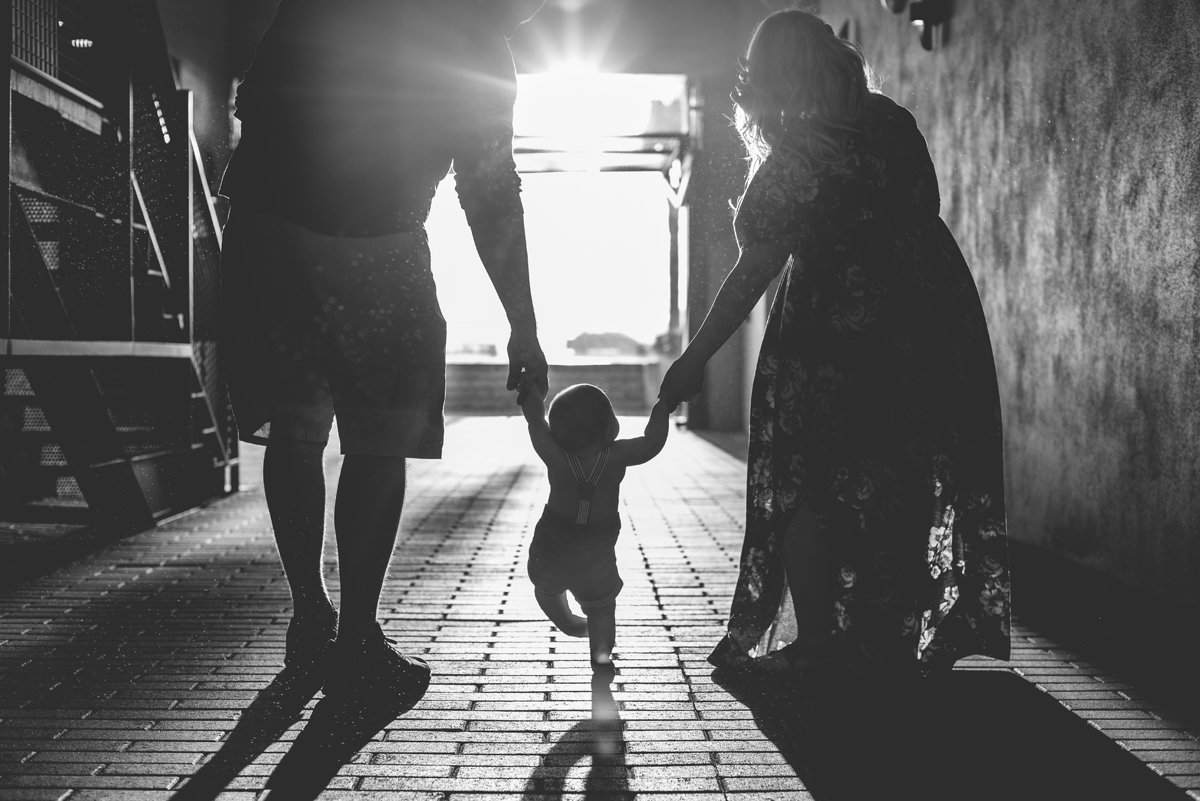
[[168, 667, 324, 800], [523, 673, 631, 799], [711, 666, 1191, 801]]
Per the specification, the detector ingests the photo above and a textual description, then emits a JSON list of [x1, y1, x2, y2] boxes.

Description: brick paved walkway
[[1, 417, 1199, 800]]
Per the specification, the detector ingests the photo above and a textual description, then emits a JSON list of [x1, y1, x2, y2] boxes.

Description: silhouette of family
[[219, 0, 1010, 723]]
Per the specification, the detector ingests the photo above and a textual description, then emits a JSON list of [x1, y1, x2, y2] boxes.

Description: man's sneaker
[[284, 609, 338, 675], [322, 623, 431, 708]]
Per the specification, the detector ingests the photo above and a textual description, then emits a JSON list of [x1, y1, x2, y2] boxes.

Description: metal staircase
[[2, 0, 236, 531]]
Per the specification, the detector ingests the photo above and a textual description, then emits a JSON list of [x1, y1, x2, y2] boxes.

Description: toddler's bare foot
[[591, 656, 616, 682], [590, 669, 621, 755]]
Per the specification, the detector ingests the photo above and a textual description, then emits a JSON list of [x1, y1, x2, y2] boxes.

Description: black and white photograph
[[1, 0, 1198, 799]]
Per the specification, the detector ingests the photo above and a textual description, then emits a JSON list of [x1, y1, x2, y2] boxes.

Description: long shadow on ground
[[523, 674, 630, 799], [168, 668, 322, 800], [169, 668, 419, 800], [713, 667, 1191, 801], [256, 689, 415, 799]]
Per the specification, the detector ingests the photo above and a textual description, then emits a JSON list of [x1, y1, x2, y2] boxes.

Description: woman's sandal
[[753, 642, 835, 676]]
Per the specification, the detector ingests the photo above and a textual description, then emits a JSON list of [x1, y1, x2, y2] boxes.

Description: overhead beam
[[1, 339, 193, 358]]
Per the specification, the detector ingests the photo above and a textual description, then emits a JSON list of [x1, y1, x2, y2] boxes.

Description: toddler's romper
[[527, 448, 623, 612]]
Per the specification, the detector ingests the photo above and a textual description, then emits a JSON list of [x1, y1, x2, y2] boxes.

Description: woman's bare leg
[[535, 589, 589, 637], [779, 502, 833, 656]]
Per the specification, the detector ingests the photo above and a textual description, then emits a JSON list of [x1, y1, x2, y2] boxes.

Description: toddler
[[522, 382, 670, 677]]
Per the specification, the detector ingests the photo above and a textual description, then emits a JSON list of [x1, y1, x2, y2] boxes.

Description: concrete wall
[[815, 0, 1200, 610], [444, 360, 658, 415]]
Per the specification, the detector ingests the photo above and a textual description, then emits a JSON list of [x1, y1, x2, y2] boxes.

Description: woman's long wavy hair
[[477, 0, 545, 37], [735, 8, 881, 175]]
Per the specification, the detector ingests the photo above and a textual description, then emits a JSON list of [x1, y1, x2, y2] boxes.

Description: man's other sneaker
[[322, 623, 430, 709]]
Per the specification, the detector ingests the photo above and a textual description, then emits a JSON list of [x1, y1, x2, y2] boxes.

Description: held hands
[[518, 371, 547, 426], [658, 352, 705, 411], [645, 399, 671, 438], [508, 330, 548, 405]]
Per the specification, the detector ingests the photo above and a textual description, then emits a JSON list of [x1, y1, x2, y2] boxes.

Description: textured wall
[[818, 0, 1200, 610]]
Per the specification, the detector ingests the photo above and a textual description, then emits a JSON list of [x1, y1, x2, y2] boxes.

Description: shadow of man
[[169, 667, 421, 800], [711, 666, 1191, 801], [257, 685, 418, 799], [168, 668, 324, 801], [523, 672, 631, 799]]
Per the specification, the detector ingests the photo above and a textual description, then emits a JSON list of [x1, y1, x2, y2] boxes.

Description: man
[[220, 0, 547, 704]]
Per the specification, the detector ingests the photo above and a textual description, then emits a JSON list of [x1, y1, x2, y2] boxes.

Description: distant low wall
[[444, 358, 660, 416]]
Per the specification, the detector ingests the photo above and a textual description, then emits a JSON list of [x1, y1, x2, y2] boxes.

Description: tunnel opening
[[429, 71, 695, 414]]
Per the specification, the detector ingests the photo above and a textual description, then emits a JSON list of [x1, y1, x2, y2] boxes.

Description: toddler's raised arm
[[612, 401, 671, 466], [521, 380, 562, 467]]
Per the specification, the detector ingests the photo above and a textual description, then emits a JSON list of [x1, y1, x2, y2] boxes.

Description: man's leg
[[324, 453, 429, 704], [332, 454, 408, 639], [263, 436, 335, 619]]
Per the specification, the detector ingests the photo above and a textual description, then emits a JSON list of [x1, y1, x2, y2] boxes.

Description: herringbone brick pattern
[[0, 417, 1197, 800]]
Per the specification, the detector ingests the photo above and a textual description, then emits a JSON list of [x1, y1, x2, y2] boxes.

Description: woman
[[219, 0, 547, 702], [659, 10, 1010, 676]]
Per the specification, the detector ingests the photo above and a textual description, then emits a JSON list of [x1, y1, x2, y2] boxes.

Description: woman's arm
[[659, 239, 793, 407]]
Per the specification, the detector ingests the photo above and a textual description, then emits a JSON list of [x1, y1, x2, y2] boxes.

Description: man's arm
[[611, 402, 671, 467], [466, 210, 547, 403], [453, 33, 547, 403]]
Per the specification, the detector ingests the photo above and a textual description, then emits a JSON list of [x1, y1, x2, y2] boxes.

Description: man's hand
[[508, 330, 548, 404]]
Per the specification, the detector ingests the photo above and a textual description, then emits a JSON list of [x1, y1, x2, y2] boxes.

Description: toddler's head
[[548, 384, 619, 453]]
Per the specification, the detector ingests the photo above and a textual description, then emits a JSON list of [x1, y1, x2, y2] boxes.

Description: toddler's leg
[[585, 602, 617, 675], [535, 589, 589, 637], [586, 603, 619, 729]]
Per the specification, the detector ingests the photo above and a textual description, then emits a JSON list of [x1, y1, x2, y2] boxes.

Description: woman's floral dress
[[708, 94, 1011, 675]]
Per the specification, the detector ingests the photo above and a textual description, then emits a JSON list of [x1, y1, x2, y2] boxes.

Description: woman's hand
[[659, 352, 706, 411]]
